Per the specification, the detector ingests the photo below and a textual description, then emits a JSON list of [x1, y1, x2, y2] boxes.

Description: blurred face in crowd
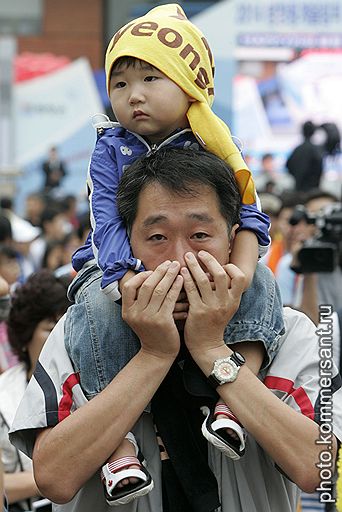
[[277, 206, 295, 251], [44, 213, 68, 241], [0, 255, 20, 286]]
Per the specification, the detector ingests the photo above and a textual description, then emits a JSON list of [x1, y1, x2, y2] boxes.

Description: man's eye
[[149, 234, 166, 241], [144, 76, 158, 82], [192, 232, 209, 240]]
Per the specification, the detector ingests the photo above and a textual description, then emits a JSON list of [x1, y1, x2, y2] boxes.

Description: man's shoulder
[[267, 307, 317, 375], [282, 306, 314, 331]]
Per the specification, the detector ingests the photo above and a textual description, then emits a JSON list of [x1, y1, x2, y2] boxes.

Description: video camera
[[289, 203, 342, 273]]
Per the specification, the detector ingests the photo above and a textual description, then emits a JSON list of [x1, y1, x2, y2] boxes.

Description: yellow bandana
[[105, 3, 255, 204]]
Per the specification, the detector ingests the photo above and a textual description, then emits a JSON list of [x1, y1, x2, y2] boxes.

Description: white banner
[[14, 57, 103, 166]]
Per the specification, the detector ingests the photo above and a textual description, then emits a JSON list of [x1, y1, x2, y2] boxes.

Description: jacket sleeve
[[239, 199, 271, 258], [88, 136, 144, 300]]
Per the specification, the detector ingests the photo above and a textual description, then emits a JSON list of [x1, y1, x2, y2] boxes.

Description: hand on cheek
[[181, 251, 245, 354]]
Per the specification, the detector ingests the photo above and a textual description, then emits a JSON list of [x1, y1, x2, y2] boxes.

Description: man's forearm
[[33, 349, 174, 504], [193, 344, 335, 493]]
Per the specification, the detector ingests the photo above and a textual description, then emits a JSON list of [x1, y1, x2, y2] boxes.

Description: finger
[[136, 261, 173, 309], [221, 264, 232, 288], [173, 311, 188, 320], [173, 301, 189, 313], [196, 251, 228, 298], [224, 263, 246, 300], [181, 266, 201, 306], [122, 271, 153, 309], [184, 252, 213, 301], [159, 274, 184, 315], [145, 261, 181, 312]]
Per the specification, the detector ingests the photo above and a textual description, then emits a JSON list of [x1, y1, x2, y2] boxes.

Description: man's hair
[[117, 148, 241, 233]]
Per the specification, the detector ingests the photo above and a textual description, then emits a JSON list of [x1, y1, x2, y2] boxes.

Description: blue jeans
[[65, 263, 284, 399]]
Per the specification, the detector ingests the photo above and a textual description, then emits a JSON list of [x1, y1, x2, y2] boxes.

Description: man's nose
[[170, 241, 195, 268]]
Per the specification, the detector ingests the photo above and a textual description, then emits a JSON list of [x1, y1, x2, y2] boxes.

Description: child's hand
[[118, 270, 136, 293]]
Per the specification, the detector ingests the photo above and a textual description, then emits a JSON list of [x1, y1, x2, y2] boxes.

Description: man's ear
[[228, 224, 239, 254]]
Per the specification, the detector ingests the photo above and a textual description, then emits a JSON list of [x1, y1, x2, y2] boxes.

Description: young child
[[69, 4, 284, 506]]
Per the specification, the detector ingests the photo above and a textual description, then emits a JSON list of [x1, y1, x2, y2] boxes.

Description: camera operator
[[290, 190, 342, 312], [287, 192, 342, 511]]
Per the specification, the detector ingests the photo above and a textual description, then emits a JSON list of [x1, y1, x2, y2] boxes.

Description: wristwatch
[[207, 352, 246, 388]]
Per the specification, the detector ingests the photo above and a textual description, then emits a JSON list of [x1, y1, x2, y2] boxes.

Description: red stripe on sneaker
[[58, 373, 80, 422], [214, 404, 243, 426], [264, 376, 315, 420], [108, 457, 140, 473]]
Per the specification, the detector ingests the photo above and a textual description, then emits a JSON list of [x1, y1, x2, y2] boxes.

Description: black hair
[[7, 269, 71, 370], [0, 197, 13, 210], [302, 120, 316, 139], [40, 204, 64, 229], [0, 244, 17, 261], [117, 147, 241, 234], [111, 56, 155, 74], [0, 215, 12, 243], [304, 188, 339, 205]]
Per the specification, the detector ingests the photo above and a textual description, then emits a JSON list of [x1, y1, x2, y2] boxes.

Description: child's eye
[[114, 81, 126, 89], [144, 76, 158, 82]]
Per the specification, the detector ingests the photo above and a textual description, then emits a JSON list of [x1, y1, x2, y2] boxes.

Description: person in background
[[256, 153, 276, 192], [0, 278, 10, 512], [0, 216, 12, 247], [0, 268, 16, 376], [0, 246, 20, 374], [0, 270, 71, 511], [286, 121, 323, 192], [258, 193, 283, 275], [29, 204, 68, 271], [273, 192, 307, 306], [0, 246, 20, 293], [41, 146, 67, 192], [24, 193, 46, 228]]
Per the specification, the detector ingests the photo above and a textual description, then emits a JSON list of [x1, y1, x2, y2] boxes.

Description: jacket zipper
[[129, 128, 192, 154]]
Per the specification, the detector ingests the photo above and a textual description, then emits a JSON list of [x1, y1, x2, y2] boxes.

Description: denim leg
[[65, 266, 140, 399], [223, 262, 285, 367]]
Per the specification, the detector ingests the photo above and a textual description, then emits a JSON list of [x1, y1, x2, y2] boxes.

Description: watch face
[[215, 360, 238, 383]]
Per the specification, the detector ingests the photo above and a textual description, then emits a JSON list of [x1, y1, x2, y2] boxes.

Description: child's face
[[109, 61, 194, 143]]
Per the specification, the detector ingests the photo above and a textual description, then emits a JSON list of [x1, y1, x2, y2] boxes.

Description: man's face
[[130, 182, 236, 271]]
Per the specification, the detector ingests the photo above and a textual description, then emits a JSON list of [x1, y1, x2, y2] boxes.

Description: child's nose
[[129, 88, 145, 105]]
